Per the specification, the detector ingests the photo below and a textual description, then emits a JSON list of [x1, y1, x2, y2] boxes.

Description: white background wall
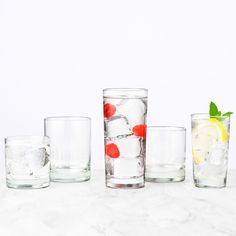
[[0, 0, 236, 173]]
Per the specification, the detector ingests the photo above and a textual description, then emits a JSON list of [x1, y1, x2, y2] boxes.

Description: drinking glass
[[145, 126, 186, 182], [44, 116, 91, 182], [191, 113, 230, 188], [103, 88, 148, 188], [5, 136, 50, 189]]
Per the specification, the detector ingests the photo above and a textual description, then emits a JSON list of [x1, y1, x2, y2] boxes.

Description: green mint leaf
[[209, 101, 219, 116], [222, 112, 234, 117], [217, 117, 225, 122], [209, 102, 233, 122]]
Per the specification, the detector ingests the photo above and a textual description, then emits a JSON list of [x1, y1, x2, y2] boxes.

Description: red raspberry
[[133, 124, 147, 138], [104, 103, 116, 119], [105, 143, 120, 158]]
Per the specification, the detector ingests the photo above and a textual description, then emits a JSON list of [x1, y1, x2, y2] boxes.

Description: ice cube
[[195, 162, 211, 177], [5, 146, 29, 175], [113, 157, 144, 177], [117, 98, 147, 127], [209, 148, 227, 165], [25, 147, 49, 170], [114, 135, 143, 158], [196, 161, 226, 178], [116, 99, 129, 107], [105, 115, 132, 138], [6, 160, 26, 176], [105, 158, 114, 176]]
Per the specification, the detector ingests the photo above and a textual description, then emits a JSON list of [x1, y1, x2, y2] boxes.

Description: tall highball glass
[[103, 88, 148, 188], [191, 114, 230, 188]]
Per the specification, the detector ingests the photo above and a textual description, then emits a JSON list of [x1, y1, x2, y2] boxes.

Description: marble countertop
[[0, 170, 236, 236]]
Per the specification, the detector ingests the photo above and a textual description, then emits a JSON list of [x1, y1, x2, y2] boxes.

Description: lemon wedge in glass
[[192, 118, 228, 165]]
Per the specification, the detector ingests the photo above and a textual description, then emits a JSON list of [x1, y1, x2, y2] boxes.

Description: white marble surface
[[0, 170, 236, 236]]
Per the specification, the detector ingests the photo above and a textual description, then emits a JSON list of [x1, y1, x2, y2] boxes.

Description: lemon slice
[[192, 149, 202, 165], [209, 118, 228, 142], [192, 118, 228, 164]]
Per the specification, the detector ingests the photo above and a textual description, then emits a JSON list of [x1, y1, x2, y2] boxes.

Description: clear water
[[192, 118, 230, 187], [6, 145, 50, 188], [104, 97, 147, 187]]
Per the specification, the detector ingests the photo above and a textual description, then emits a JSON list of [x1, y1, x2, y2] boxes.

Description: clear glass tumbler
[[5, 136, 50, 189], [191, 113, 230, 188], [44, 116, 91, 182], [103, 88, 148, 188], [145, 126, 186, 183]]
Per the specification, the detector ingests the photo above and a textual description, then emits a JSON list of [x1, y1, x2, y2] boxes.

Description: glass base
[[6, 178, 50, 189], [106, 176, 144, 189], [145, 176, 185, 183], [145, 165, 185, 183], [51, 168, 90, 183], [194, 178, 226, 188]]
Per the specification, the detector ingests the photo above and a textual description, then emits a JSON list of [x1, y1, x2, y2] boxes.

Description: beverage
[[191, 114, 230, 188], [5, 136, 50, 189], [103, 88, 148, 188]]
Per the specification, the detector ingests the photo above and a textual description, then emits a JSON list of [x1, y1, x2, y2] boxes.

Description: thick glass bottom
[[106, 176, 144, 189], [6, 178, 50, 189], [145, 164, 185, 183], [194, 177, 226, 188], [51, 168, 90, 183], [145, 176, 185, 183]]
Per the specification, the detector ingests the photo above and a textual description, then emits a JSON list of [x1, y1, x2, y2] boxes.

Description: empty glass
[[44, 116, 91, 182], [103, 88, 148, 188], [145, 126, 186, 182], [5, 136, 50, 189], [191, 114, 230, 188]]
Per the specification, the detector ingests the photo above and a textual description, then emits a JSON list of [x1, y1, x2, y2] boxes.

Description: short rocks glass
[[145, 126, 186, 183], [5, 136, 50, 189], [44, 116, 91, 182]]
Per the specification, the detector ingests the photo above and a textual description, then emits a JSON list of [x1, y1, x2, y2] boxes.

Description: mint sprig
[[209, 102, 233, 121], [222, 112, 234, 117]]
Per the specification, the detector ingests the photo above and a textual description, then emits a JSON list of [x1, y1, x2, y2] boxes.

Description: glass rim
[[103, 88, 148, 98], [103, 88, 148, 92], [148, 126, 186, 131], [5, 135, 50, 143], [191, 113, 230, 119], [44, 116, 91, 121]]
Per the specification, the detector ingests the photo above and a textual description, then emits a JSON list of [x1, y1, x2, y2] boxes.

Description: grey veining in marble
[[0, 170, 236, 236]]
